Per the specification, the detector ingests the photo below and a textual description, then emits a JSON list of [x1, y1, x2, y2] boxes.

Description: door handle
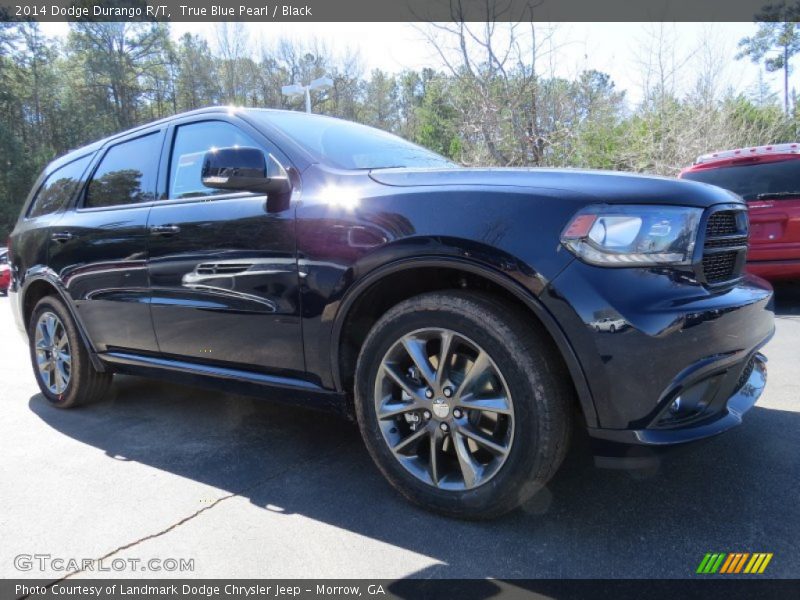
[[50, 231, 74, 243], [149, 224, 181, 236]]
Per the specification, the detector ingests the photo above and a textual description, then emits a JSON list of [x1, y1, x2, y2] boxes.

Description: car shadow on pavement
[[773, 281, 800, 316], [27, 377, 799, 579]]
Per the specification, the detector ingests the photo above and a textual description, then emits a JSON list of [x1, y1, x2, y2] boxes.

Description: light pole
[[281, 76, 333, 113]]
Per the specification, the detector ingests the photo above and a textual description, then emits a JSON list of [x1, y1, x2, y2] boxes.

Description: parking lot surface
[[1, 285, 798, 580]]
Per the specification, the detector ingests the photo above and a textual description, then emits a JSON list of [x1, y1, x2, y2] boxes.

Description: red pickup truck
[[680, 144, 800, 281]]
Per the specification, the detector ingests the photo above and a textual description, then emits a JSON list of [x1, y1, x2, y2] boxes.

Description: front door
[[146, 119, 304, 378]]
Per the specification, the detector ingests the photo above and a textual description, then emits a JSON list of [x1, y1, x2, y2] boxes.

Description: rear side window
[[168, 121, 265, 199], [84, 133, 161, 208], [28, 155, 92, 218]]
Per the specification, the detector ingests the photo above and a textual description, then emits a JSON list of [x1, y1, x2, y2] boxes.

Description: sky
[[37, 21, 785, 107]]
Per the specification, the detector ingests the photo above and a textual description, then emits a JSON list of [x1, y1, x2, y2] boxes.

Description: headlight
[[561, 205, 702, 266]]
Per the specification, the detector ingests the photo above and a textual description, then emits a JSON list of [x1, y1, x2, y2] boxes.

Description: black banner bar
[[0, 0, 793, 23], [4, 579, 800, 600]]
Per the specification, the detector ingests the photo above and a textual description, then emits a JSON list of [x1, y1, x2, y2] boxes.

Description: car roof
[[690, 143, 800, 168], [49, 107, 309, 171]]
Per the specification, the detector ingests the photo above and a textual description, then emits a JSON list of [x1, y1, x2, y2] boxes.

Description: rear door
[[15, 153, 96, 301], [48, 130, 165, 353], [146, 117, 304, 378]]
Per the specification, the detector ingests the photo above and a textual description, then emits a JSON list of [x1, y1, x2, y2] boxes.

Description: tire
[[354, 290, 572, 519], [28, 295, 113, 408]]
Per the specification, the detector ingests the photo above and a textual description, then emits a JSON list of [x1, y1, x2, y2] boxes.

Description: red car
[[0, 264, 10, 295], [0, 247, 9, 294], [680, 144, 800, 281]]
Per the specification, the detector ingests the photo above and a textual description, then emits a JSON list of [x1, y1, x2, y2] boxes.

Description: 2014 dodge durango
[[7, 108, 774, 518]]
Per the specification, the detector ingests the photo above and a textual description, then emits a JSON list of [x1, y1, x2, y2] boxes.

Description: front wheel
[[28, 295, 113, 408], [354, 291, 572, 519]]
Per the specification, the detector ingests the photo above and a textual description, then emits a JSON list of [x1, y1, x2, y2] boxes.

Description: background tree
[[68, 23, 172, 130], [175, 33, 221, 110], [737, 3, 800, 114], [0, 20, 797, 240], [360, 69, 399, 130]]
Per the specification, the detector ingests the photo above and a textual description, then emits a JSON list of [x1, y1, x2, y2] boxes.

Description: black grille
[[700, 209, 748, 285], [704, 235, 748, 249], [706, 212, 738, 237], [702, 252, 738, 282]]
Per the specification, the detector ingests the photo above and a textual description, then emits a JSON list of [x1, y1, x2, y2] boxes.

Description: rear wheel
[[29, 295, 113, 408], [354, 290, 572, 519]]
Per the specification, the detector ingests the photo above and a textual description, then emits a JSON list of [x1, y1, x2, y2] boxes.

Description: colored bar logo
[[696, 552, 773, 574]]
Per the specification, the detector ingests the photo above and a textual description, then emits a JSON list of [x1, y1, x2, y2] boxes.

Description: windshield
[[247, 110, 457, 171], [682, 158, 800, 201]]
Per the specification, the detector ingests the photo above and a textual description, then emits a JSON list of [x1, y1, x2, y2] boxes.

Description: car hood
[[369, 167, 743, 207]]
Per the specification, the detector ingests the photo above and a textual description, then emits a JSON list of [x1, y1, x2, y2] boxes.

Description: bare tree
[[418, 1, 564, 166], [215, 23, 249, 104], [629, 24, 791, 175]]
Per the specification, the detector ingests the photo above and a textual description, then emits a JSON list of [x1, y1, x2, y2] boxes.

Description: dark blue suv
[[7, 108, 774, 518]]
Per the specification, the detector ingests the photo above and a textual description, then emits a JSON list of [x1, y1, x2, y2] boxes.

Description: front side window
[[84, 133, 161, 208], [169, 121, 268, 199], [28, 155, 92, 218]]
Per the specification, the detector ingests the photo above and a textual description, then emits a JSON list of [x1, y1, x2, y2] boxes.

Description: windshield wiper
[[755, 191, 800, 200]]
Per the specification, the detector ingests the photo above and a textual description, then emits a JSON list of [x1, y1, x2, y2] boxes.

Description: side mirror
[[201, 147, 290, 195]]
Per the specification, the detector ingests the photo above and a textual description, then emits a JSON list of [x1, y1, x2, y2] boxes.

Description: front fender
[[323, 252, 597, 427]]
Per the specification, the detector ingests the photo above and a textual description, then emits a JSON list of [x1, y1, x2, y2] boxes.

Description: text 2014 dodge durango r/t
[[7, 108, 774, 518]]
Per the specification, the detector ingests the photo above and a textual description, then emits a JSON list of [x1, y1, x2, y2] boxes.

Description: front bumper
[[542, 262, 774, 465], [589, 352, 767, 467]]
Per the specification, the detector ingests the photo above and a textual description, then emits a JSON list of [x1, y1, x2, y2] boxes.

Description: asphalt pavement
[[1, 285, 798, 580]]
